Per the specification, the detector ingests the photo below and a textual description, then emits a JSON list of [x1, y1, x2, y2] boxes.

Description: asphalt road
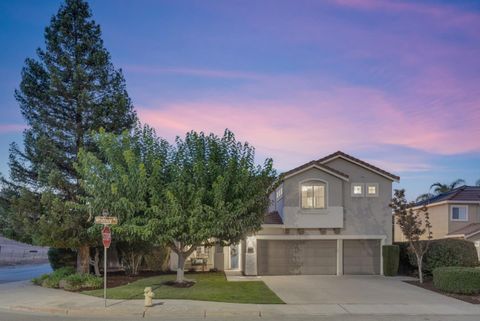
[[0, 263, 52, 284], [1, 310, 480, 321]]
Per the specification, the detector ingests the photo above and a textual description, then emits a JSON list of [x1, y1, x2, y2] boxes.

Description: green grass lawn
[[82, 272, 284, 304]]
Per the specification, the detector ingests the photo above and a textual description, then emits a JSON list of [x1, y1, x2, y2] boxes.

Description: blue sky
[[0, 0, 479, 200]]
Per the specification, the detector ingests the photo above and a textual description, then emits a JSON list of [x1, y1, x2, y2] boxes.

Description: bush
[[141, 246, 170, 272], [48, 248, 77, 270], [32, 274, 49, 286], [383, 245, 399, 276], [433, 267, 480, 294], [63, 273, 102, 291], [37, 266, 75, 288], [396, 239, 478, 275], [395, 242, 415, 275]]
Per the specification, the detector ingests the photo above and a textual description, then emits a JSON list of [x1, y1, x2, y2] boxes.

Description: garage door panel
[[343, 240, 380, 275], [257, 240, 337, 275]]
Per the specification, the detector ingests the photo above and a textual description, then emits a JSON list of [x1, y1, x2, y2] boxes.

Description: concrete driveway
[[262, 275, 469, 305]]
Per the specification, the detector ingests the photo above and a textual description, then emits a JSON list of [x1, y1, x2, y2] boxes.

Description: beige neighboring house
[[170, 151, 399, 276], [394, 186, 480, 259]]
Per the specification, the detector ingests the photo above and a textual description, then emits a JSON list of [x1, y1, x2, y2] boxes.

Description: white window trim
[[450, 205, 468, 222], [276, 185, 283, 201], [351, 183, 364, 197], [299, 179, 328, 210], [366, 183, 379, 197]]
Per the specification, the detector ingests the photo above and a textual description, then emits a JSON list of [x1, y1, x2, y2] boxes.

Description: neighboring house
[[394, 186, 480, 259], [170, 151, 399, 276]]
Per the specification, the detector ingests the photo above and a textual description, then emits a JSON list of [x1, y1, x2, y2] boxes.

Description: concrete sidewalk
[[1, 280, 480, 319]]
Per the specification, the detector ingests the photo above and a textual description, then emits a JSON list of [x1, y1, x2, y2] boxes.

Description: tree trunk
[[176, 253, 186, 283], [417, 254, 423, 284], [77, 245, 90, 274], [93, 248, 100, 276]]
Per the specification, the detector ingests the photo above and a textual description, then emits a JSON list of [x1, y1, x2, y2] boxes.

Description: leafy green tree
[[391, 189, 432, 283], [78, 127, 276, 282], [77, 126, 169, 275], [1, 0, 136, 273], [476, 179, 480, 187]]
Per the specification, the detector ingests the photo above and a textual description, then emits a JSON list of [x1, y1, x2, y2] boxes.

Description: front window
[[301, 182, 325, 209], [366, 183, 379, 197], [451, 206, 468, 221], [276, 186, 283, 200]]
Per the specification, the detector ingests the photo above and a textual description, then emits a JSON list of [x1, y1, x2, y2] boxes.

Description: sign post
[[95, 211, 117, 308]]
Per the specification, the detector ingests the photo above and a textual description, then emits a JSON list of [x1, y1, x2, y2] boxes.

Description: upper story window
[[451, 205, 468, 221], [276, 186, 283, 200], [301, 181, 325, 209], [351, 183, 364, 197], [366, 183, 379, 197]]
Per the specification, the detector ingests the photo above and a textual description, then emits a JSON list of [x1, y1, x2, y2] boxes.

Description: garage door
[[257, 240, 337, 275], [343, 240, 380, 275]]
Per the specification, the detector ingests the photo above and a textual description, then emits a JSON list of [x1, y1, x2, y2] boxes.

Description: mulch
[[405, 280, 480, 304]]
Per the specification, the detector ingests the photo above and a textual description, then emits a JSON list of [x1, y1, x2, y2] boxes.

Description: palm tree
[[430, 179, 465, 194], [415, 193, 434, 203]]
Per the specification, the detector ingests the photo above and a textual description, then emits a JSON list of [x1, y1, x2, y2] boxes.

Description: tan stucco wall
[[448, 203, 480, 234]]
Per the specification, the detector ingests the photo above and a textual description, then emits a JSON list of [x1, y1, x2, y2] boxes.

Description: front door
[[230, 244, 239, 269]]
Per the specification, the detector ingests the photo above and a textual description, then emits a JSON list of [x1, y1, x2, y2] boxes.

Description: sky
[[0, 0, 479, 200]]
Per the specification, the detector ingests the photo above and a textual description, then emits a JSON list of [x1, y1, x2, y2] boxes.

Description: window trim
[[351, 183, 365, 197], [450, 205, 468, 222], [276, 185, 283, 201], [366, 183, 379, 197], [299, 179, 328, 209]]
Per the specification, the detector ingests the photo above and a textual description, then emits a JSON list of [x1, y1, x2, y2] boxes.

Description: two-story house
[[170, 151, 399, 276], [394, 186, 480, 259]]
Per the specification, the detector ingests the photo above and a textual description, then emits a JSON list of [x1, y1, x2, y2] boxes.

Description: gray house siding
[[322, 158, 393, 244]]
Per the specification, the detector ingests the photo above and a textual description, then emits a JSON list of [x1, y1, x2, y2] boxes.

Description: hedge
[[433, 267, 480, 294], [382, 245, 399, 276], [48, 248, 77, 270], [395, 239, 478, 275]]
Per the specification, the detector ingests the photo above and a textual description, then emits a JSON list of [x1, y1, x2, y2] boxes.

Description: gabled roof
[[317, 151, 400, 182], [264, 211, 283, 225], [447, 223, 480, 239], [416, 186, 480, 207], [280, 160, 349, 181]]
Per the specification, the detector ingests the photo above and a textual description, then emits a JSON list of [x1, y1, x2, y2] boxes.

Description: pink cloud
[[135, 82, 480, 171], [0, 124, 26, 133]]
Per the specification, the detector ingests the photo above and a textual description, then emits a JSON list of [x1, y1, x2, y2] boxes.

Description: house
[[170, 151, 399, 275], [394, 186, 480, 259]]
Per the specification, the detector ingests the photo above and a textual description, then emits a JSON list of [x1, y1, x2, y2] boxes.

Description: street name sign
[[95, 216, 118, 225]]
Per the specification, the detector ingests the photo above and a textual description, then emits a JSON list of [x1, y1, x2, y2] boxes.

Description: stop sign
[[102, 226, 111, 248]]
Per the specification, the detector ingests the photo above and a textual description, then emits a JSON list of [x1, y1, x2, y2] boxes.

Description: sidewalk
[[1, 280, 480, 318]]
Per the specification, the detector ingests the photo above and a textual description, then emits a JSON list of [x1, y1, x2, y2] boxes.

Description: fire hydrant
[[144, 287, 155, 307]]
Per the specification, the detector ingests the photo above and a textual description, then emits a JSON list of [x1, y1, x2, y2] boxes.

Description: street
[[1, 310, 480, 321], [0, 264, 52, 284]]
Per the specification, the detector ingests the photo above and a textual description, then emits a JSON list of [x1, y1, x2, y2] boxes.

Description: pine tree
[[2, 0, 136, 272]]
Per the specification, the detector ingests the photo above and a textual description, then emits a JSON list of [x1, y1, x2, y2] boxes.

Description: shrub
[[433, 267, 480, 294], [383, 245, 399, 276], [396, 239, 478, 275], [48, 248, 77, 270], [32, 274, 49, 286], [141, 246, 170, 272], [63, 273, 102, 291], [395, 242, 415, 275], [38, 266, 76, 288]]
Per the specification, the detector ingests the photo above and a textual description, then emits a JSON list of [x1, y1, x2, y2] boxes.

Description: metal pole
[[104, 244, 107, 307]]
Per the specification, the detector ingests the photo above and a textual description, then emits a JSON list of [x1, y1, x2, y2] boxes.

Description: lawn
[[82, 272, 284, 304]]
